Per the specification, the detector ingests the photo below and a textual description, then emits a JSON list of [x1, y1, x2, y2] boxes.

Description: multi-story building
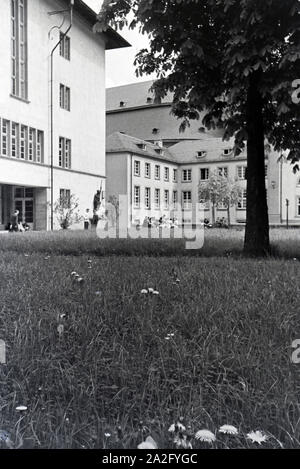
[[107, 131, 300, 226], [0, 0, 128, 231], [106, 82, 300, 226]]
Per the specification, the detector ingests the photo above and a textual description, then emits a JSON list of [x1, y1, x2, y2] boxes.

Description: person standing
[[84, 209, 90, 230], [11, 210, 19, 232]]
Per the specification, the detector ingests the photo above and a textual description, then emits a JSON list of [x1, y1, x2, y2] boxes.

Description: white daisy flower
[[57, 324, 64, 336], [195, 429, 216, 443], [247, 430, 268, 445], [153, 290, 160, 295], [16, 406, 28, 412], [77, 278, 84, 283], [104, 433, 111, 438], [71, 272, 77, 276], [141, 289, 148, 294], [95, 291, 101, 296], [168, 422, 186, 433], [219, 425, 239, 435], [138, 436, 158, 450], [148, 288, 154, 293]]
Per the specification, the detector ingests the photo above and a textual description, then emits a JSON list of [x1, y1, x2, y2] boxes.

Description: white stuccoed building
[[0, 0, 129, 230]]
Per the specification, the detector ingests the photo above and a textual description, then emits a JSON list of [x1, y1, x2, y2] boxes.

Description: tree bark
[[244, 72, 270, 255], [212, 203, 216, 224], [227, 206, 231, 227]]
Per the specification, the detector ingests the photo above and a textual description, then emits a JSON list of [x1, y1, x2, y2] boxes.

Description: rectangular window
[[155, 165, 160, 180], [164, 190, 169, 209], [59, 32, 70, 60], [297, 197, 300, 216], [164, 167, 169, 181], [265, 164, 268, 178], [217, 200, 227, 210], [173, 169, 178, 182], [199, 198, 210, 210], [1, 119, 10, 156], [0, 116, 43, 163], [11, 122, 19, 158], [200, 168, 209, 180], [134, 186, 140, 208], [182, 169, 192, 182], [28, 127, 35, 161], [218, 167, 228, 178], [145, 187, 151, 209], [145, 162, 151, 178], [20, 124, 27, 159], [60, 84, 71, 111], [134, 160, 140, 176], [154, 189, 160, 209], [183, 191, 192, 210], [59, 137, 71, 169], [60, 189, 71, 208], [237, 166, 247, 180], [11, 0, 28, 99], [36, 131, 43, 163], [173, 191, 178, 209], [238, 190, 247, 209]]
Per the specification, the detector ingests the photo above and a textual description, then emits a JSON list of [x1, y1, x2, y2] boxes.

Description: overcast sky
[[84, 0, 156, 88]]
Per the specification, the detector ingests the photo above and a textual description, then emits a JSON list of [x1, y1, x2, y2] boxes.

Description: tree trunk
[[212, 203, 216, 224], [244, 72, 270, 256], [227, 206, 231, 227]]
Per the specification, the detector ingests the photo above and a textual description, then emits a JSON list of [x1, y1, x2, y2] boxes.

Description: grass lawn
[[0, 229, 300, 449]]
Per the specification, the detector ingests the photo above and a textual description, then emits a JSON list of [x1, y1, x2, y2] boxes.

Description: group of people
[[141, 215, 179, 229], [6, 210, 30, 233]]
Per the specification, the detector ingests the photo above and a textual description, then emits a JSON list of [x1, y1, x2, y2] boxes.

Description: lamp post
[[49, 1, 74, 230], [286, 199, 289, 229]]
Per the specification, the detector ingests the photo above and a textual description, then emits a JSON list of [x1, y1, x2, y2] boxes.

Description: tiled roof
[[106, 132, 247, 165], [106, 80, 173, 111], [169, 138, 247, 164], [106, 132, 176, 163]]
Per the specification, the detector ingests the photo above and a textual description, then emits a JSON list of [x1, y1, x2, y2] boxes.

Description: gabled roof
[[61, 0, 130, 50], [107, 132, 176, 163]]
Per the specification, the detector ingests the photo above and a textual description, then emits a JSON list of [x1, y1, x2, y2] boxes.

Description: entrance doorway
[[14, 187, 34, 229]]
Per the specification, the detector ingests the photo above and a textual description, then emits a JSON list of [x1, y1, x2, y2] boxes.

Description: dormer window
[[223, 148, 233, 156], [155, 148, 164, 156], [197, 151, 207, 158], [152, 128, 159, 135], [137, 143, 147, 151], [119, 101, 126, 108]]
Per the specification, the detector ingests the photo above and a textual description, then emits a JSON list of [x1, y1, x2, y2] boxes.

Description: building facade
[[0, 0, 128, 231], [107, 132, 300, 227], [106, 82, 300, 226]]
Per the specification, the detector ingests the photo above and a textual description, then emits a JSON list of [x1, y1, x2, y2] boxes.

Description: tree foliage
[[97, 0, 299, 158], [54, 193, 83, 230], [96, 0, 300, 254], [199, 171, 242, 224]]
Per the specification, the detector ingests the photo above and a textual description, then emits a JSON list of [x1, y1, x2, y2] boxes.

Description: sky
[[84, 0, 156, 88]]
